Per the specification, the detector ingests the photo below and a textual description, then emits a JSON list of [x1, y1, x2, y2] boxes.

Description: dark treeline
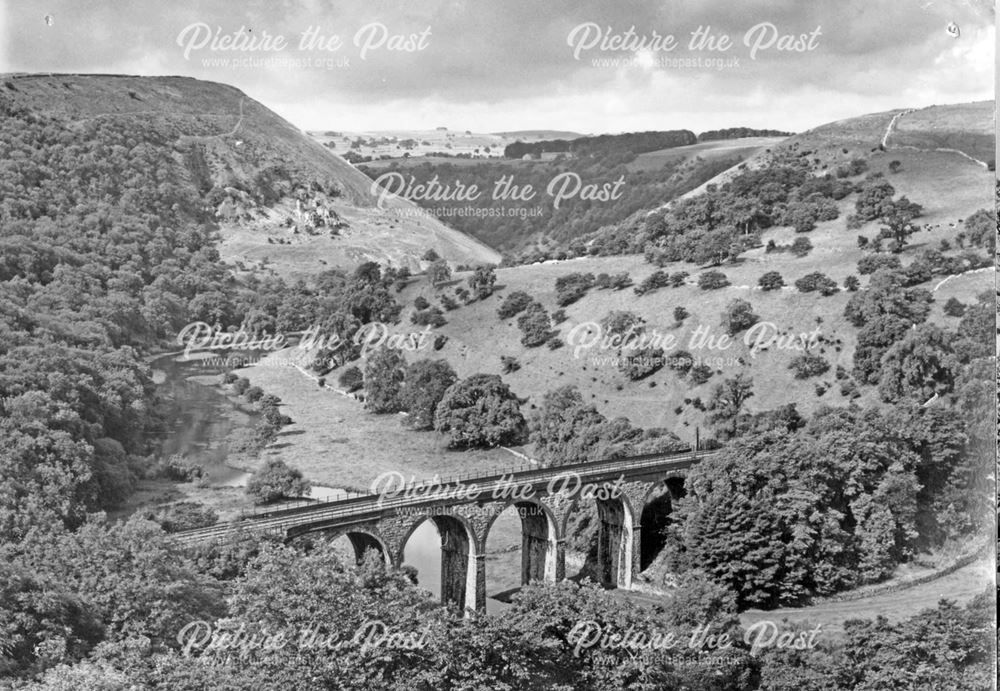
[[697, 127, 794, 142], [503, 129, 696, 159]]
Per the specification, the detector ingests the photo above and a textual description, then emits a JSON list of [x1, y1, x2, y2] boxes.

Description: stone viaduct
[[177, 448, 717, 611]]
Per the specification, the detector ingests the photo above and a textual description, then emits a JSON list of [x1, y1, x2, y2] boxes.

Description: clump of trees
[[497, 290, 533, 319], [434, 374, 526, 448], [246, 459, 311, 504]]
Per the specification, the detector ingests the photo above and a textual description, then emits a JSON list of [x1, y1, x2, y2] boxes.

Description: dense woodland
[[0, 84, 994, 689], [362, 152, 742, 254]]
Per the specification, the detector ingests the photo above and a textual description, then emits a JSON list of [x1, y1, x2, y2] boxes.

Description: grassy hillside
[[0, 73, 499, 272]]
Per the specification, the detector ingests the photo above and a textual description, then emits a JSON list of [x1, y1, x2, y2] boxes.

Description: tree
[[876, 196, 923, 252], [673, 306, 689, 323], [434, 374, 526, 448], [720, 299, 759, 335], [788, 353, 830, 379], [843, 274, 860, 291], [399, 359, 457, 430], [497, 290, 532, 319], [337, 365, 363, 392], [467, 264, 496, 300], [422, 248, 440, 261], [555, 272, 595, 306], [246, 459, 311, 503], [363, 346, 405, 413], [758, 271, 785, 291], [618, 347, 665, 380], [877, 324, 958, 403], [697, 270, 730, 290], [789, 236, 813, 257], [706, 374, 754, 438], [517, 302, 551, 347], [427, 258, 451, 285], [943, 297, 966, 317], [794, 272, 838, 296], [888, 159, 902, 173]]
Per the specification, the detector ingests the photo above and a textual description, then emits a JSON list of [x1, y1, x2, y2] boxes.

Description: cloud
[[1, 0, 993, 133]]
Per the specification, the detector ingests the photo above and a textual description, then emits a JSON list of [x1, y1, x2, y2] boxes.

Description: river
[[150, 351, 524, 611]]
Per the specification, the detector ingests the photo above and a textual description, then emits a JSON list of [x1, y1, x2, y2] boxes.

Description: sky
[[1, 0, 994, 134]]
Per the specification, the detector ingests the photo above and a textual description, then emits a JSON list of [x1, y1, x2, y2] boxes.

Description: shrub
[[246, 459, 311, 504], [363, 347, 405, 413], [789, 236, 813, 257], [795, 272, 838, 296], [497, 290, 533, 319], [857, 253, 902, 275], [720, 299, 759, 335], [422, 248, 440, 261], [668, 271, 689, 287], [143, 502, 218, 533], [244, 386, 264, 403], [943, 297, 966, 317], [501, 356, 520, 373], [619, 347, 665, 380], [439, 295, 459, 311], [634, 270, 670, 296], [673, 306, 689, 323], [667, 350, 694, 373], [413, 296, 430, 310], [555, 272, 595, 306], [758, 271, 785, 291], [411, 307, 446, 327], [689, 364, 713, 384], [551, 309, 567, 324], [517, 303, 552, 347], [547, 336, 564, 350], [222, 372, 238, 384], [338, 365, 363, 392], [697, 270, 730, 290], [433, 334, 448, 351], [232, 377, 250, 395], [844, 275, 860, 291], [788, 353, 830, 379]]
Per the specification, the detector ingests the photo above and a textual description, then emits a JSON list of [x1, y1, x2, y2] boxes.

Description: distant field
[[627, 137, 786, 172], [889, 102, 995, 165], [309, 128, 564, 162]]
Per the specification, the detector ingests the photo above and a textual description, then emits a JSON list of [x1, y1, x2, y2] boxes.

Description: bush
[[517, 302, 552, 347], [789, 236, 813, 257], [673, 306, 689, 323], [222, 372, 238, 384], [857, 253, 902, 275], [338, 365, 363, 392], [697, 270, 730, 290], [668, 271, 689, 287], [547, 336, 564, 350], [232, 377, 250, 395], [795, 272, 838, 296], [619, 347, 665, 380], [844, 275, 860, 291], [433, 334, 449, 351], [943, 297, 966, 317], [667, 350, 694, 374], [758, 271, 785, 291], [439, 295, 459, 311], [244, 386, 264, 403], [501, 355, 520, 373], [689, 364, 713, 384], [634, 270, 670, 295], [551, 309, 567, 324], [555, 272, 595, 306], [720, 299, 759, 335], [410, 307, 446, 327], [246, 459, 311, 504], [413, 296, 430, 310], [788, 353, 830, 379], [497, 290, 533, 319], [143, 502, 218, 533], [363, 347, 405, 413]]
